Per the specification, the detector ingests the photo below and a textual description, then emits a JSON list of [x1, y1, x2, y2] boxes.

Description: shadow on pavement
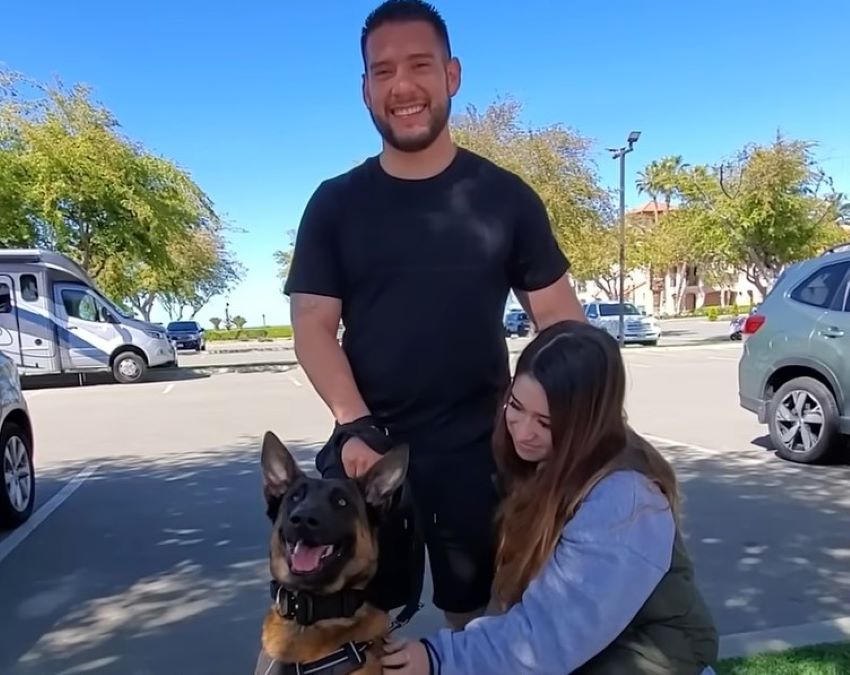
[[665, 441, 850, 636], [21, 367, 211, 391], [2, 437, 849, 673], [0, 438, 322, 675]]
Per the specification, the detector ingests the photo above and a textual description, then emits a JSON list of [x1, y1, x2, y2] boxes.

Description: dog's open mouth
[[286, 540, 337, 575]]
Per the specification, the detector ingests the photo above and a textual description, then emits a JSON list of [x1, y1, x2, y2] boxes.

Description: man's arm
[[515, 271, 586, 331], [508, 178, 587, 331], [284, 181, 370, 424], [290, 293, 370, 424]]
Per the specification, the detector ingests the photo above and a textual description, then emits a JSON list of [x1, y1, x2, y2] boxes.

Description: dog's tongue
[[291, 541, 330, 573]]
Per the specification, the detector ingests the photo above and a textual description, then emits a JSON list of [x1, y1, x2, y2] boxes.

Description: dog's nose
[[288, 512, 319, 530]]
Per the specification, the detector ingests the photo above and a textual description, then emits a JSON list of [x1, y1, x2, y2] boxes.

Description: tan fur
[[262, 602, 388, 669]]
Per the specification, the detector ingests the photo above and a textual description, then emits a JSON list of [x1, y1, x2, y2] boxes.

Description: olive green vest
[[575, 448, 719, 674]]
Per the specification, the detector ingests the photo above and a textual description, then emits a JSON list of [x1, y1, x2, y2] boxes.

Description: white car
[[583, 301, 661, 346], [0, 351, 35, 529]]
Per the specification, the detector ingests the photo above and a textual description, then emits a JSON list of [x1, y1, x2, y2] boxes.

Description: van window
[[62, 289, 103, 323], [0, 283, 11, 314], [20, 274, 38, 302]]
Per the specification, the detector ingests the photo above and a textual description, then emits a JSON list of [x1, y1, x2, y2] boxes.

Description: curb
[[718, 616, 850, 659], [207, 345, 293, 355], [186, 361, 298, 374]]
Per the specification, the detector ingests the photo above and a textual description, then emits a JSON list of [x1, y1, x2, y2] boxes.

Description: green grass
[[716, 642, 850, 675], [206, 325, 292, 341]]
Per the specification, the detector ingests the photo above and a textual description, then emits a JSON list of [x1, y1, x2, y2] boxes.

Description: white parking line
[[631, 343, 741, 354], [0, 463, 99, 565], [285, 372, 302, 388]]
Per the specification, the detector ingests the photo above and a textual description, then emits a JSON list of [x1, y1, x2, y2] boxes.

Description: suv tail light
[[742, 314, 766, 336]]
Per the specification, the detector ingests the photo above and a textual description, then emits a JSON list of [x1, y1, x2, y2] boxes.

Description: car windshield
[[168, 322, 199, 331], [598, 303, 641, 316]]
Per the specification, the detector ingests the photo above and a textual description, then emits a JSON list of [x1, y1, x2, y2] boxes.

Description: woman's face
[[505, 373, 552, 463]]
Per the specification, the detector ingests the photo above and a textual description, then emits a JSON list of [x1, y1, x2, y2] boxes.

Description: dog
[[254, 430, 409, 674]]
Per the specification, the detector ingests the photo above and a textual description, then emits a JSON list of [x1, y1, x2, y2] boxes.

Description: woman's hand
[[381, 636, 431, 674]]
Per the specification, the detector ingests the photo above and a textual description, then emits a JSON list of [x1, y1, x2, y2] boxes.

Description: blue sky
[[3, 0, 849, 327]]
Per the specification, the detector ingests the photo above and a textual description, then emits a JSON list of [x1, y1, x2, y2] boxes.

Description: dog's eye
[[337, 497, 348, 507], [290, 485, 306, 503]]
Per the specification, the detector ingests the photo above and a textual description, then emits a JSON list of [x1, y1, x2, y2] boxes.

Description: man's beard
[[369, 98, 452, 153]]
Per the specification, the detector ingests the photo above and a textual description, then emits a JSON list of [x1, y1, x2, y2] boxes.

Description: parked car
[[583, 301, 661, 346], [0, 249, 177, 384], [504, 309, 531, 337], [0, 351, 35, 530], [738, 243, 850, 463], [166, 320, 206, 352]]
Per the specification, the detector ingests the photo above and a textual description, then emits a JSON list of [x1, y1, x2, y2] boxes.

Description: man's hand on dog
[[341, 437, 383, 477], [381, 636, 430, 673]]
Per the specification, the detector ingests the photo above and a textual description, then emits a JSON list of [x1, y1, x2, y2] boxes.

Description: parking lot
[[1, 335, 849, 673]]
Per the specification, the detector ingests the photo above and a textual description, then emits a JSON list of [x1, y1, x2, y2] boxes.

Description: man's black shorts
[[407, 445, 501, 614], [317, 430, 502, 616]]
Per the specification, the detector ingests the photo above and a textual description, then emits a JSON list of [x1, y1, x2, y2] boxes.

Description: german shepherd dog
[[255, 431, 409, 674]]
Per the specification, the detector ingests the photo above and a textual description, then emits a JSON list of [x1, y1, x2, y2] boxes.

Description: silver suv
[[0, 351, 35, 529], [738, 244, 850, 464]]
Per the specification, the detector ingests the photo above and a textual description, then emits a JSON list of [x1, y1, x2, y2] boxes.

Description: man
[[284, 0, 585, 630]]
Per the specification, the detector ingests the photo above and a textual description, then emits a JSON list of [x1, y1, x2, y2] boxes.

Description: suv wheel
[[767, 376, 840, 464], [0, 421, 35, 529]]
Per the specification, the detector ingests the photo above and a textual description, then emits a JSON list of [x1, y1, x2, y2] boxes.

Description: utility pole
[[607, 131, 641, 346]]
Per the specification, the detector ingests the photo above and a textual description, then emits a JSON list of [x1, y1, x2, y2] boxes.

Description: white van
[[0, 249, 177, 383]]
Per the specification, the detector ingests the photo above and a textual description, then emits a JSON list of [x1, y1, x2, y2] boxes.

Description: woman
[[382, 320, 718, 674]]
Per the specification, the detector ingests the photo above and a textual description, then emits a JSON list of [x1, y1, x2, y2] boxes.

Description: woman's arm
[[425, 471, 676, 675]]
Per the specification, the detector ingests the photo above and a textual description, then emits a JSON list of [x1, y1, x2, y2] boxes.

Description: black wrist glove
[[331, 415, 396, 455]]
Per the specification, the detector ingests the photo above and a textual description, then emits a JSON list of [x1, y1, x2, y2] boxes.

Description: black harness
[[254, 640, 370, 675], [255, 416, 425, 675]]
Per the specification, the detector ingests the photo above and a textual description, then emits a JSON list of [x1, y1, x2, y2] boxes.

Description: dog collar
[[255, 641, 370, 675], [270, 580, 367, 626]]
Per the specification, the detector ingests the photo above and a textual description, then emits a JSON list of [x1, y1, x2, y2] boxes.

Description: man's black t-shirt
[[284, 148, 569, 454]]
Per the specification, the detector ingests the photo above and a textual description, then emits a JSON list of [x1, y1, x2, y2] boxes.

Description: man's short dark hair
[[361, 0, 452, 63]]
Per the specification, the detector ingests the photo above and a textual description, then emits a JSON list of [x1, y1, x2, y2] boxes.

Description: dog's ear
[[360, 443, 409, 507], [261, 431, 302, 499]]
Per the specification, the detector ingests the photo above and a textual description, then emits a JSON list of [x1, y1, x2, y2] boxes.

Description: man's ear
[[261, 431, 302, 500], [362, 73, 372, 111], [360, 444, 409, 507], [447, 56, 461, 97]]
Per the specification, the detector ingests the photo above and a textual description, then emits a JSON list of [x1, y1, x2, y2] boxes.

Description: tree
[[666, 136, 845, 296], [232, 315, 247, 330], [156, 233, 244, 320], [0, 68, 242, 318], [273, 229, 296, 295], [450, 97, 613, 288], [210, 317, 222, 330]]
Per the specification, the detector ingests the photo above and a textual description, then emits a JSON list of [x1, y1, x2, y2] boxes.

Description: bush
[[206, 325, 292, 341], [706, 307, 719, 321]]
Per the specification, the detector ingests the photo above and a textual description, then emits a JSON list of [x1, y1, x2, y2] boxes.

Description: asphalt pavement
[[1, 333, 848, 673]]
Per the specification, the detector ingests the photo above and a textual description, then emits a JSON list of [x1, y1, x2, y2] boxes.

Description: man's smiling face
[[362, 19, 460, 153]]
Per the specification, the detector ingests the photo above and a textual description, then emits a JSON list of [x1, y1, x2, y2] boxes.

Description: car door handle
[[819, 326, 845, 338]]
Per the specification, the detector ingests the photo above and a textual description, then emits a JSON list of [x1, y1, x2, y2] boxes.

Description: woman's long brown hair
[[491, 320, 680, 609]]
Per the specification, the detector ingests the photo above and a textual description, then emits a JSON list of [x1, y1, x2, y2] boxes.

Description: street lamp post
[[607, 131, 641, 347]]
